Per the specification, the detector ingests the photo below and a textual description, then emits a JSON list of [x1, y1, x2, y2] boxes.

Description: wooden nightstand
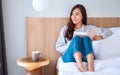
[[17, 57, 49, 75]]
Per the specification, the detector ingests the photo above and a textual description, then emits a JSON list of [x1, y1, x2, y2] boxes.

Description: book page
[[73, 32, 87, 37], [73, 29, 99, 39]]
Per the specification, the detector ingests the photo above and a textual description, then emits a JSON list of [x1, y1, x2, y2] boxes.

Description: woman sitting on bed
[[56, 4, 112, 72]]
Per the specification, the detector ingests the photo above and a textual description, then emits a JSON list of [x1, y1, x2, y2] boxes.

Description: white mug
[[32, 51, 41, 62]]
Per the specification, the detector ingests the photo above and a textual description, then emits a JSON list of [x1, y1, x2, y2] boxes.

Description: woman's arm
[[56, 25, 68, 54], [98, 27, 113, 39], [86, 25, 113, 40]]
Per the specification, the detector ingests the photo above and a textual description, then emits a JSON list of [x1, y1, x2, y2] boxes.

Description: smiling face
[[71, 8, 83, 25]]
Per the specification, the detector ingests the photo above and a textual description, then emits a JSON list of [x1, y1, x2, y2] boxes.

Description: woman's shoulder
[[62, 25, 68, 29], [60, 25, 68, 31]]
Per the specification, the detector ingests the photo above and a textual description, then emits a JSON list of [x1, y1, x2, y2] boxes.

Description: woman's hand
[[92, 35, 103, 41], [87, 30, 96, 39], [87, 29, 102, 41]]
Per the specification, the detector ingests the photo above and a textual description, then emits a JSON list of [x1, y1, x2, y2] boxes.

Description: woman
[[56, 4, 112, 72]]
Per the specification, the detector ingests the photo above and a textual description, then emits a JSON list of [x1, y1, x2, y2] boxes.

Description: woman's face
[[71, 8, 83, 25]]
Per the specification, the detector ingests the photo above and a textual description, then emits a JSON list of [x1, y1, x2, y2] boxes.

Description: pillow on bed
[[92, 40, 102, 59], [99, 27, 120, 59]]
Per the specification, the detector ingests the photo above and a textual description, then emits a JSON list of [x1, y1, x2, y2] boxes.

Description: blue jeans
[[62, 36, 94, 62]]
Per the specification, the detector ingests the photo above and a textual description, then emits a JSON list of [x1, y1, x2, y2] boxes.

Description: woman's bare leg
[[74, 52, 86, 72], [86, 53, 94, 72]]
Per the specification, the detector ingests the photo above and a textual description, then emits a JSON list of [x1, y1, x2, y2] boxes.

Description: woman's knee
[[83, 36, 91, 40], [83, 36, 92, 42], [83, 36, 93, 53], [72, 36, 82, 50], [73, 36, 81, 41]]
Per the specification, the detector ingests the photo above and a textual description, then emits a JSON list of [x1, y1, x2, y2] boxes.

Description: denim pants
[[62, 36, 94, 62]]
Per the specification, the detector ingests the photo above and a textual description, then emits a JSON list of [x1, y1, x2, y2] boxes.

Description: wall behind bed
[[2, 0, 120, 75]]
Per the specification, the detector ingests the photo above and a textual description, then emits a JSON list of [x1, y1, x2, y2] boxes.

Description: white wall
[[2, 0, 120, 75]]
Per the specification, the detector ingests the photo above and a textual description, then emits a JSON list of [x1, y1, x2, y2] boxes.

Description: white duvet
[[57, 57, 120, 75]]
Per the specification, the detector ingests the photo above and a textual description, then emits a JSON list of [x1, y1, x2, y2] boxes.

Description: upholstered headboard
[[27, 17, 120, 75]]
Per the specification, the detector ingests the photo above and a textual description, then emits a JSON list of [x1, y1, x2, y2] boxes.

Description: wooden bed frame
[[27, 17, 120, 75]]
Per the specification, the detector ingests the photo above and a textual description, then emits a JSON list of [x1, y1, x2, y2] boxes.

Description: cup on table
[[32, 51, 41, 62]]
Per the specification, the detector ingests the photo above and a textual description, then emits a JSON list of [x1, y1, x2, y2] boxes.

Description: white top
[[56, 24, 113, 54]]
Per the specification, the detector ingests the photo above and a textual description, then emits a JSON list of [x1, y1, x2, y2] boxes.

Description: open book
[[74, 32, 87, 36], [73, 30, 99, 39]]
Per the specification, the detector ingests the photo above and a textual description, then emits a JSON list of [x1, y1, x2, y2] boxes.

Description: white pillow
[[92, 40, 102, 59], [99, 27, 120, 59]]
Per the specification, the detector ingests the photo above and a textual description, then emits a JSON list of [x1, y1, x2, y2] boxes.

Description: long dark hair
[[65, 4, 87, 40]]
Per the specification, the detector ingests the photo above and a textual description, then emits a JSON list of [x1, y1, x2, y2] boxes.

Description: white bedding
[[57, 57, 120, 75], [62, 71, 120, 75]]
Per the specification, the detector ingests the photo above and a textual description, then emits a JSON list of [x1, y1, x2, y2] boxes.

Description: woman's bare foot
[[74, 52, 87, 72], [88, 66, 94, 72], [88, 69, 94, 72], [80, 68, 87, 72], [86, 53, 94, 72]]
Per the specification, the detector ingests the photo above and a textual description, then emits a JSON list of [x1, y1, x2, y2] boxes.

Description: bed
[[27, 17, 120, 75], [57, 27, 120, 75]]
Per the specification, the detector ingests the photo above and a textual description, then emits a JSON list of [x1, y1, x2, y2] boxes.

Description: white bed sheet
[[62, 71, 120, 75], [57, 57, 120, 75]]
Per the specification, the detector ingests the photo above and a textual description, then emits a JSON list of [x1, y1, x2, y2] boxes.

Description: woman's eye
[[73, 14, 78, 16], [76, 14, 78, 15]]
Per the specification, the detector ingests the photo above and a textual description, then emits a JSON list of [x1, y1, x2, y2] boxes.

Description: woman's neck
[[74, 23, 82, 30]]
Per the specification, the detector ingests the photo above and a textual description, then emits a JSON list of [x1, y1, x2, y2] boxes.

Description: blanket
[[57, 57, 120, 75]]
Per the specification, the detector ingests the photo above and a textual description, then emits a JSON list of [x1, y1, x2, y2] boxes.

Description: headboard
[[27, 17, 120, 75]]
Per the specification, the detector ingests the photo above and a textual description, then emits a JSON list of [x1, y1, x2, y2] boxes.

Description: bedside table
[[17, 57, 49, 75]]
